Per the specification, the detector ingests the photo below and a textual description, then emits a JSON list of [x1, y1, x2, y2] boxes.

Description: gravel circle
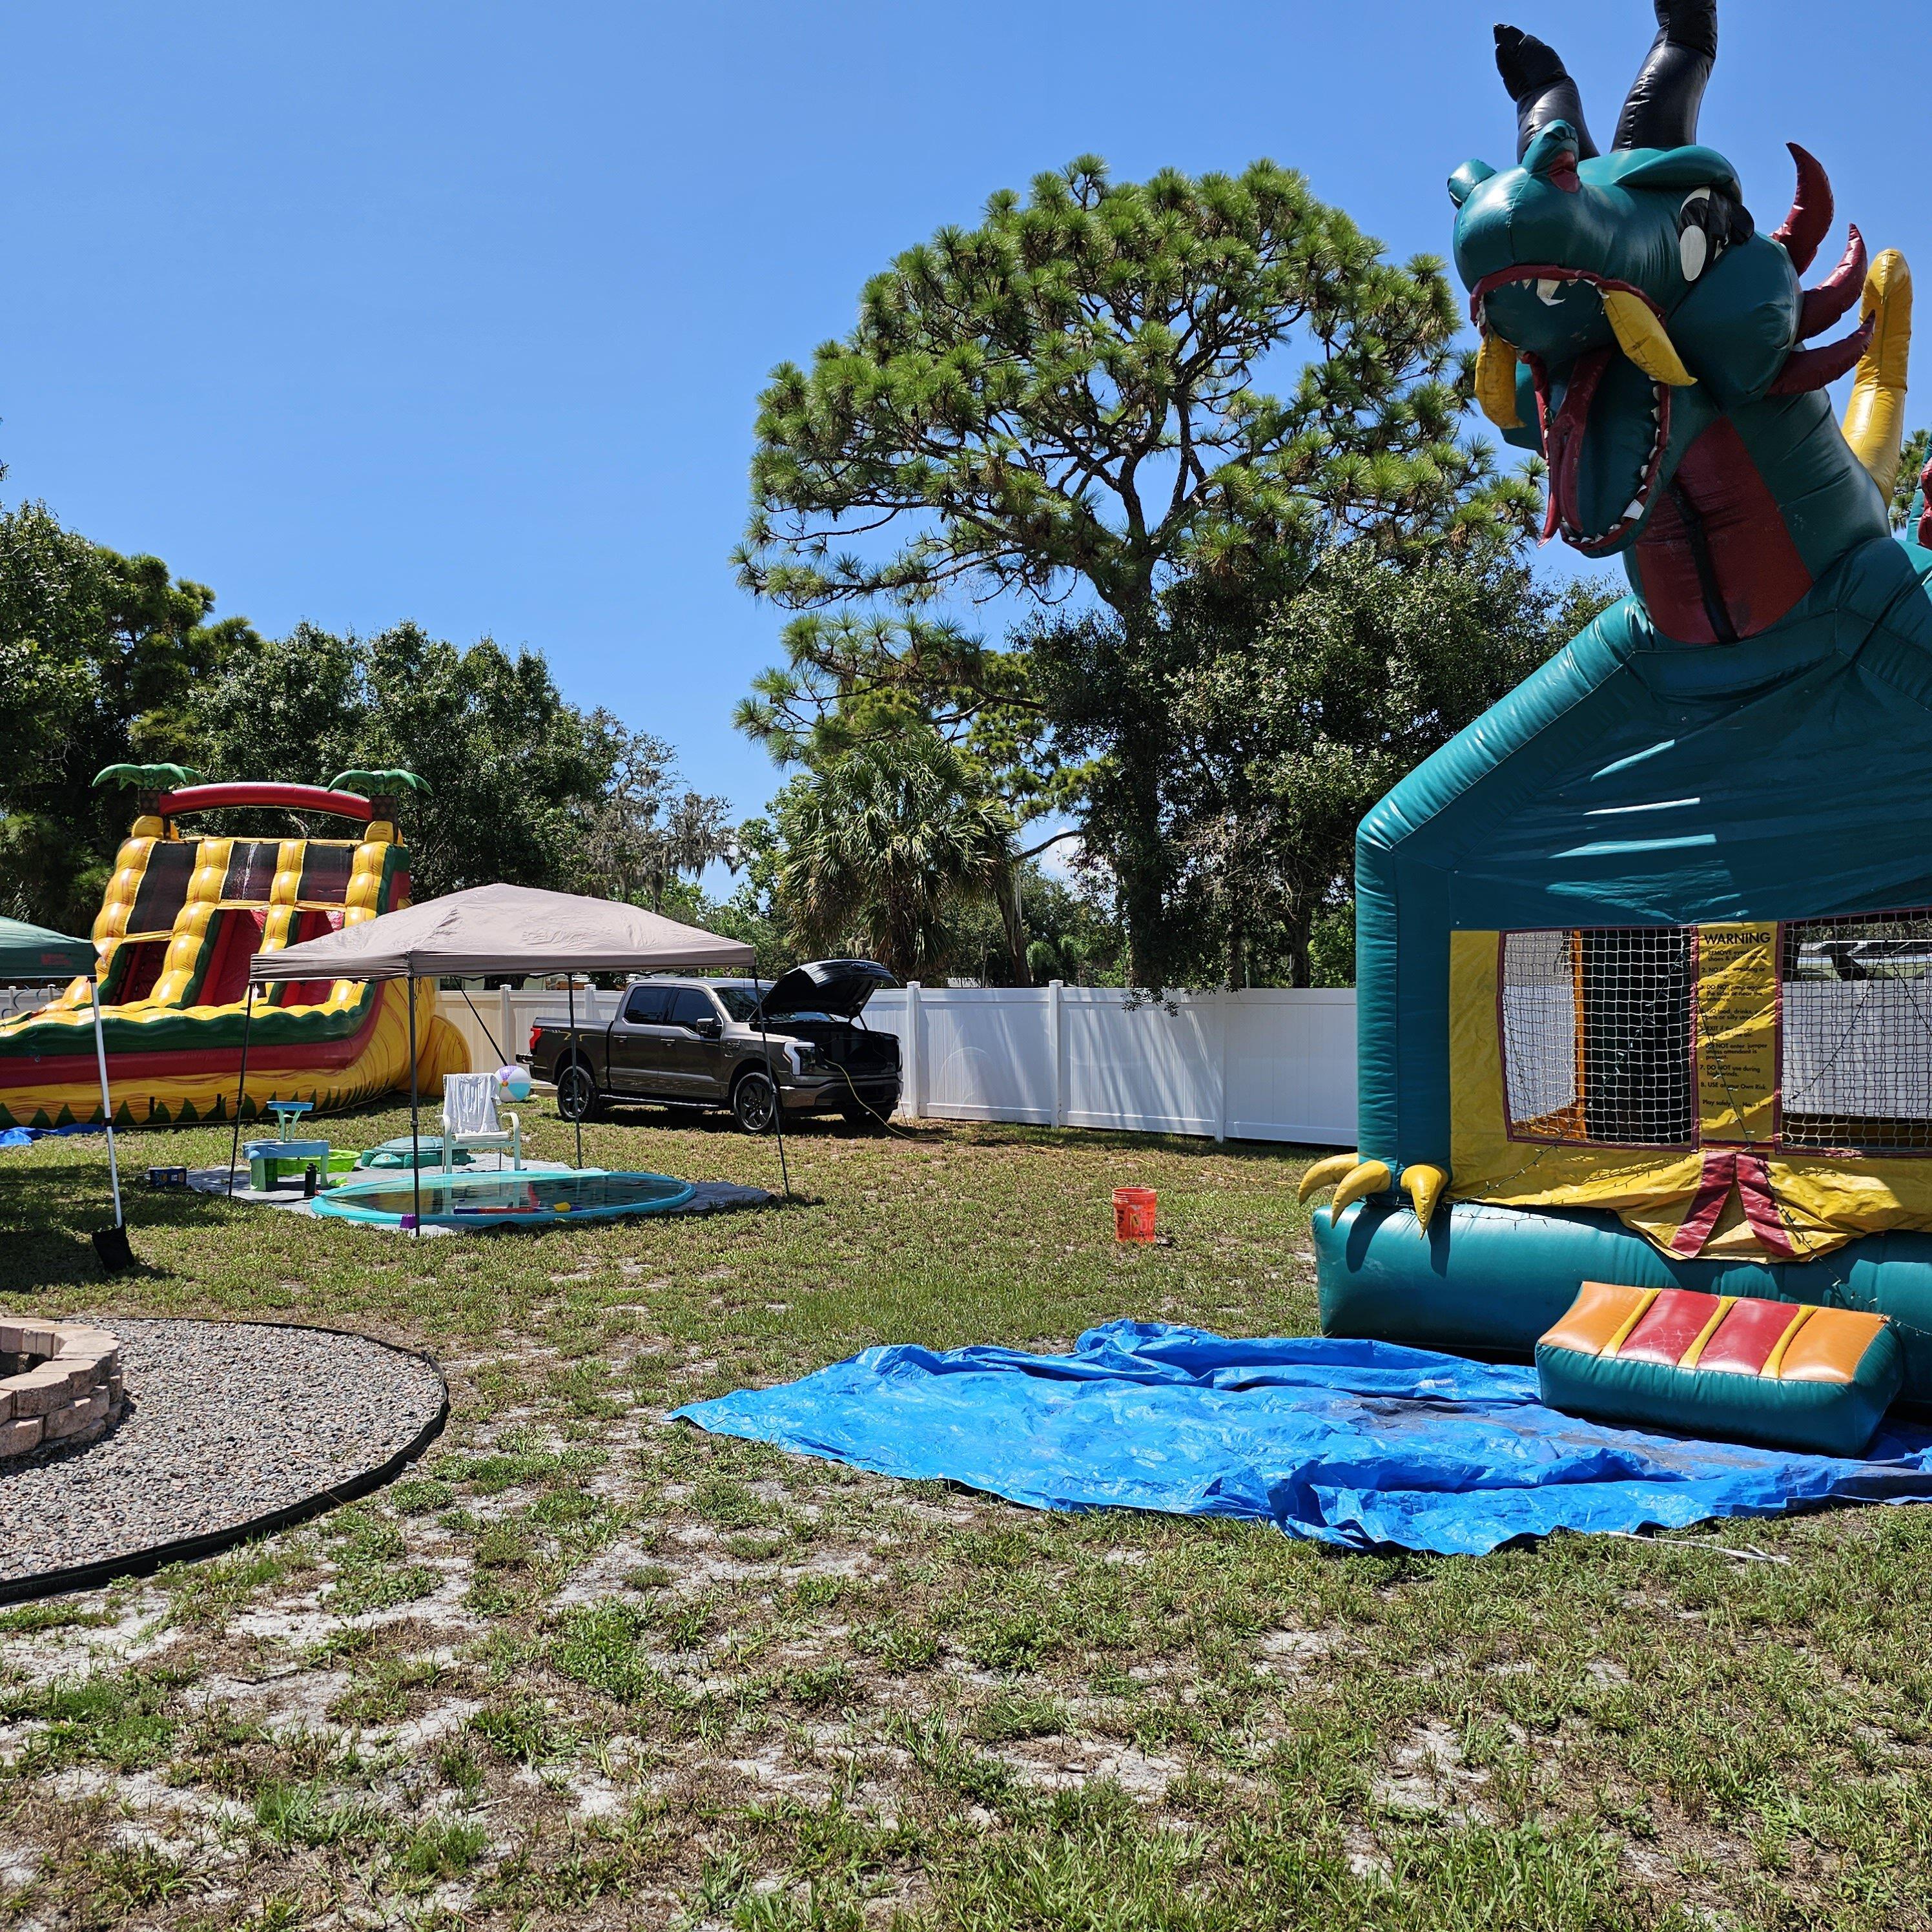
[[0, 1319, 446, 1589]]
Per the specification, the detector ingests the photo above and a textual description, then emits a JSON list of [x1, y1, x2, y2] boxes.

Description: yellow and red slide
[[0, 774, 468, 1128]]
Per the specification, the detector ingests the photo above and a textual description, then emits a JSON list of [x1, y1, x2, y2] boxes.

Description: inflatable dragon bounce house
[[1306, 1, 1932, 1402], [0, 768, 467, 1127]]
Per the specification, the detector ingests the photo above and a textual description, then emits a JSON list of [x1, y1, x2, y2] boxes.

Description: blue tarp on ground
[[0, 1122, 107, 1148], [673, 1319, 1932, 1555]]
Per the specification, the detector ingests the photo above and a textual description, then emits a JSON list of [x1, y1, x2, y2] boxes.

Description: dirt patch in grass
[[5, 1107, 1931, 1927]]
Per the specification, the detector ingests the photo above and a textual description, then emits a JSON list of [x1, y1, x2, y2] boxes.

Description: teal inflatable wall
[[1313, 3, 1932, 1398]]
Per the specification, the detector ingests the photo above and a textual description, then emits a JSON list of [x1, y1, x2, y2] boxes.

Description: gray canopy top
[[247, 883, 756, 983]]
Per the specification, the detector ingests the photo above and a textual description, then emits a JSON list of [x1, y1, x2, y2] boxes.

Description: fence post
[[1049, 980, 1065, 1129], [1215, 989, 1229, 1143], [905, 981, 923, 1119]]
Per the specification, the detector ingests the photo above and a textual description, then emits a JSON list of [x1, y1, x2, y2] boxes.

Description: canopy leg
[[226, 983, 257, 1195], [408, 974, 422, 1236], [89, 976, 121, 1226], [754, 962, 792, 1203], [568, 978, 582, 1171]]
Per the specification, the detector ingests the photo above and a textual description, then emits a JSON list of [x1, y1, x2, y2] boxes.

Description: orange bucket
[[1113, 1186, 1158, 1242]]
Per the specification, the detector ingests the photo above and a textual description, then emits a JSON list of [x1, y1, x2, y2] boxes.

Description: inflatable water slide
[[0, 768, 468, 1128]]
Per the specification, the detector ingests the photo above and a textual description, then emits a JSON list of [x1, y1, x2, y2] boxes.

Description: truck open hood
[[755, 958, 897, 1022]]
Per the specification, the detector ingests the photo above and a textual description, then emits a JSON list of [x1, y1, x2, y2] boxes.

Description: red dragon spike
[[1771, 142, 1833, 272], [1768, 313, 1875, 395], [1798, 226, 1868, 340]]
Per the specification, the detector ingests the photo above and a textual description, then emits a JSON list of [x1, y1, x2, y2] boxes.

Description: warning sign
[[1696, 923, 1779, 1144]]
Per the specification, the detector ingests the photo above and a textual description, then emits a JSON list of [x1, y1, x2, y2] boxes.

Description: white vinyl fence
[[867, 984, 1355, 1146], [437, 982, 1356, 1148], [0, 986, 56, 1022], [435, 985, 624, 1074]]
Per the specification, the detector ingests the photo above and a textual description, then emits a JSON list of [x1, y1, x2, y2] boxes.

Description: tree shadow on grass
[[2, 1158, 200, 1293], [0, 1229, 112, 1294], [913, 1124, 1336, 1164]]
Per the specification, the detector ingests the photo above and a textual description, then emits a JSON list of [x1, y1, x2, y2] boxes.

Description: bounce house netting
[[1501, 928, 1696, 1147], [1781, 913, 1932, 1152], [1500, 918, 1932, 1156]]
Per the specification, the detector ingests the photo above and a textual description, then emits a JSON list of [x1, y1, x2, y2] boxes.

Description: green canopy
[[0, 916, 94, 981], [0, 915, 125, 1249]]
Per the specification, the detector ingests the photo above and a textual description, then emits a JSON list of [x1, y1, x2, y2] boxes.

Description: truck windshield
[[712, 986, 763, 1021]]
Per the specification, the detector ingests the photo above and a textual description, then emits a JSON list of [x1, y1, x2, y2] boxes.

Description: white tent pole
[[227, 984, 258, 1195], [88, 976, 122, 1227], [568, 976, 582, 1170], [407, 970, 422, 1236]]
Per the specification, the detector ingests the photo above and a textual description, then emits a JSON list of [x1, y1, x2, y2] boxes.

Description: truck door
[[608, 983, 681, 1096], [666, 987, 730, 1099]]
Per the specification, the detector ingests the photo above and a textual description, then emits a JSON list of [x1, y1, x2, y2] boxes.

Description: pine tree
[[737, 156, 1536, 981]]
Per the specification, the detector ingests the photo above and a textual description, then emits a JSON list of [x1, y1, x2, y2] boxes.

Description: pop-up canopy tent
[[242, 884, 758, 1221], [0, 916, 126, 1264], [252, 883, 757, 982]]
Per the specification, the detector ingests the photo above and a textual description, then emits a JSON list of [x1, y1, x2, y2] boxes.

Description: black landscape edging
[[0, 1320, 449, 1608]]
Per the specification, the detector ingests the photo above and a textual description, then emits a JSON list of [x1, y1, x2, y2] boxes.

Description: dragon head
[[1453, 2, 1875, 559]]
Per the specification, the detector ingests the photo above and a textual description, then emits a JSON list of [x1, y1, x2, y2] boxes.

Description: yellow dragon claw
[[1402, 1164, 1450, 1233], [1330, 1160, 1394, 1217], [1296, 1153, 1358, 1204]]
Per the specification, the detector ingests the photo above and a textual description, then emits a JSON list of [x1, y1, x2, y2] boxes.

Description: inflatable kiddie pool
[[313, 1167, 695, 1229]]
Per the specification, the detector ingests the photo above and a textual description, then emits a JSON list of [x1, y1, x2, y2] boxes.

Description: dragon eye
[[1678, 188, 1717, 283]]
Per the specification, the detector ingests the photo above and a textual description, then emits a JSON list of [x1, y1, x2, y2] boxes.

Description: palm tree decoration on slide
[[776, 736, 1014, 981]]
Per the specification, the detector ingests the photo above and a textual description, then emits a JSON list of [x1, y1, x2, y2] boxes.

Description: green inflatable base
[[1314, 1199, 1932, 1405]]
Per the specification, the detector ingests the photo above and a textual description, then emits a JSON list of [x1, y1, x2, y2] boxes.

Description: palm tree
[[775, 734, 1015, 979]]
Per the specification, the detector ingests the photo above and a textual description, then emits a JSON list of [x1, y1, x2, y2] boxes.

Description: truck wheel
[[555, 1062, 602, 1123], [732, 1069, 777, 1135]]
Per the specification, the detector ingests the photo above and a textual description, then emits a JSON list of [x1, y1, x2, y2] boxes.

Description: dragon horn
[[1603, 293, 1697, 386], [1612, 0, 1718, 153], [1842, 251, 1914, 500], [1772, 144, 1834, 274], [1475, 331, 1524, 429], [1494, 25, 1599, 163], [1798, 227, 1868, 340], [1768, 313, 1876, 395]]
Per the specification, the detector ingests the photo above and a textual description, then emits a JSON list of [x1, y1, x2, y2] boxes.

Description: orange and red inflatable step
[[1537, 1283, 1902, 1458]]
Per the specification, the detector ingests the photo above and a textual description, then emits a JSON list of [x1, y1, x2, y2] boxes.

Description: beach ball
[[497, 1064, 533, 1102]]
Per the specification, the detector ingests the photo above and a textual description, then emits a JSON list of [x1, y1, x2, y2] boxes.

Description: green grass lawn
[[3, 1101, 1931, 1931]]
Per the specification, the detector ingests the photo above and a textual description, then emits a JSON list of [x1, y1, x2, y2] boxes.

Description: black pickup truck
[[522, 959, 901, 1134]]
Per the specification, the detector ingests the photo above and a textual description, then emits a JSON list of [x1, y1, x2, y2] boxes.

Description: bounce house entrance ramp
[[1536, 1283, 1902, 1459]]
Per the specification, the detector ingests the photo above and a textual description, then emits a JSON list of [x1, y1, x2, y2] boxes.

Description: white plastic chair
[[440, 1071, 525, 1172]]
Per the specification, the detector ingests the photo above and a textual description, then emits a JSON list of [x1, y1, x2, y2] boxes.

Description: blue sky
[[2, 2, 1924, 836]]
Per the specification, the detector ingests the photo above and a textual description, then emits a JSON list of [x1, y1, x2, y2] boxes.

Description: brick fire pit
[[0, 1320, 123, 1457]]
